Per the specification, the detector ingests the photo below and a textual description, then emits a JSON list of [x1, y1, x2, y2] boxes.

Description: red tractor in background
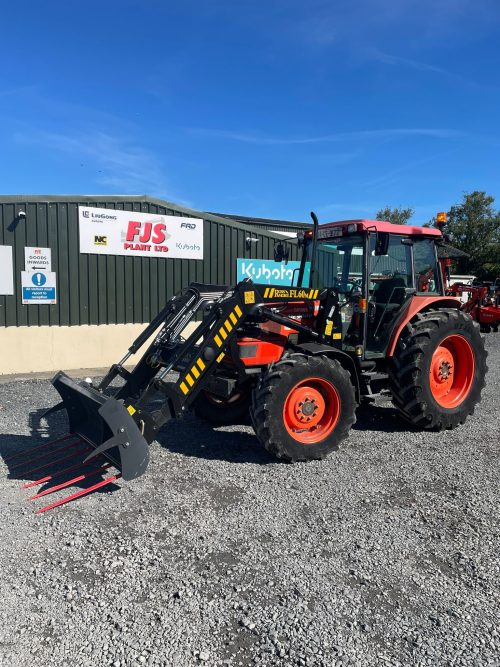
[[435, 212, 500, 332], [445, 283, 500, 332]]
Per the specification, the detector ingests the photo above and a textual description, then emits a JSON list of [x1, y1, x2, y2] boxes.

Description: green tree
[[427, 191, 500, 280], [375, 206, 414, 225]]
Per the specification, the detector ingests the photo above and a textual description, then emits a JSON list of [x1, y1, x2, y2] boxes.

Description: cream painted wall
[[0, 322, 199, 375]]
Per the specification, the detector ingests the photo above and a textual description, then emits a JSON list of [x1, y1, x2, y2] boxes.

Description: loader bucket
[[50, 371, 150, 482]]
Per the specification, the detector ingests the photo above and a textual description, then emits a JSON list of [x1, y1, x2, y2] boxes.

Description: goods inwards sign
[[78, 206, 203, 260]]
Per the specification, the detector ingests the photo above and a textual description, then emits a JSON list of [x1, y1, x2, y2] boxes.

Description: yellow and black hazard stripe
[[213, 304, 242, 348], [178, 304, 243, 396], [179, 356, 207, 396]]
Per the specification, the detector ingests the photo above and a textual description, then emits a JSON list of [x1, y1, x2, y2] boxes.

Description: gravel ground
[[0, 335, 499, 667]]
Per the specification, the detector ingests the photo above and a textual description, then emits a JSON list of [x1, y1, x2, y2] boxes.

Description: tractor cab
[[297, 219, 445, 358]]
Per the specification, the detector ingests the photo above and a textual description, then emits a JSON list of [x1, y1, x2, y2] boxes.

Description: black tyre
[[193, 388, 251, 426], [250, 353, 357, 462], [389, 309, 487, 430]]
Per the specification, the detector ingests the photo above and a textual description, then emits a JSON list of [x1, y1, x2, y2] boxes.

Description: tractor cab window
[[368, 234, 412, 296], [413, 239, 440, 294], [311, 235, 364, 301], [366, 234, 413, 356]]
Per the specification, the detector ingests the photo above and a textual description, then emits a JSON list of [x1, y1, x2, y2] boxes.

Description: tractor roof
[[321, 219, 442, 237]]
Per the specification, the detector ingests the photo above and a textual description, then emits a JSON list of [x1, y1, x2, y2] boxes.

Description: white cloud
[[189, 127, 461, 146], [14, 130, 172, 197], [366, 47, 497, 90]]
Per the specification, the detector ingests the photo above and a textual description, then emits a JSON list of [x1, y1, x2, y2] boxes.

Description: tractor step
[[361, 371, 389, 398], [361, 371, 389, 381]]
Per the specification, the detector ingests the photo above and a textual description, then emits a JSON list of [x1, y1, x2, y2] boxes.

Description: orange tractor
[[17, 214, 488, 512]]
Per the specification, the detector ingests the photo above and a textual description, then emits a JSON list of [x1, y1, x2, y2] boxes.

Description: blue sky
[[1, 0, 499, 224]]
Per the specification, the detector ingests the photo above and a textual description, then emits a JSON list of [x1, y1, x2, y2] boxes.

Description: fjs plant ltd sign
[[79, 206, 203, 260]]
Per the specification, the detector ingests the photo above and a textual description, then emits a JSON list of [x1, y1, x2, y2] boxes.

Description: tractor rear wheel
[[389, 309, 487, 430], [193, 387, 251, 425], [251, 354, 356, 462]]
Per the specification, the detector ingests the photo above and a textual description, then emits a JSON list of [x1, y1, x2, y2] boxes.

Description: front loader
[[15, 213, 488, 512]]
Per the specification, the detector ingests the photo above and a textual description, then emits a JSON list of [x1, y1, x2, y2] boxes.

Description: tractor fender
[[387, 296, 462, 357], [292, 342, 361, 402]]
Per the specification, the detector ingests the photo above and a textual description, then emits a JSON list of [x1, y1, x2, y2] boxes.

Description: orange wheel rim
[[283, 377, 340, 443], [429, 334, 475, 408]]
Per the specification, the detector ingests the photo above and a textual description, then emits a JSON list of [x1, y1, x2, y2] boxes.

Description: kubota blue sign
[[237, 259, 310, 286]]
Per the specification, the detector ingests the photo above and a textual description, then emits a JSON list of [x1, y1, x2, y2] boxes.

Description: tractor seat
[[373, 276, 407, 305]]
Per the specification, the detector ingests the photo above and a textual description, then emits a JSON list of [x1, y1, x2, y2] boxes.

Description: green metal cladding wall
[[0, 196, 300, 327]]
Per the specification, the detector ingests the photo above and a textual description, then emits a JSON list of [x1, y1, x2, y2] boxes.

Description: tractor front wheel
[[389, 309, 487, 430], [251, 354, 357, 462]]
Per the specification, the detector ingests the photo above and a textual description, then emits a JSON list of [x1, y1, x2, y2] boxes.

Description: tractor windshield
[[308, 234, 364, 300]]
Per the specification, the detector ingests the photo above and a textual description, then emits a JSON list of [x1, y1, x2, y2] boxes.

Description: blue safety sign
[[21, 271, 57, 305]]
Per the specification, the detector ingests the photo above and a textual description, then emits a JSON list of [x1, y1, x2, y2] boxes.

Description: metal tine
[[18, 446, 92, 478], [21, 454, 106, 489], [5, 433, 77, 464], [28, 463, 112, 500], [11, 439, 84, 472], [36, 474, 122, 514]]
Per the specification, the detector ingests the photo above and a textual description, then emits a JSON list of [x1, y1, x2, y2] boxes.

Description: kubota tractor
[[25, 214, 488, 511]]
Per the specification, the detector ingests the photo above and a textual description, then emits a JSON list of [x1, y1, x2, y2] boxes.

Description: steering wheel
[[335, 276, 362, 294], [336, 277, 362, 310]]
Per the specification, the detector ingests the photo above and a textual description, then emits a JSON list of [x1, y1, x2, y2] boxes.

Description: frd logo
[[94, 235, 108, 246], [180, 222, 196, 230]]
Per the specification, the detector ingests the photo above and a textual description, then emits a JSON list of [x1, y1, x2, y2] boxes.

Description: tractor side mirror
[[274, 241, 290, 264], [375, 232, 390, 256]]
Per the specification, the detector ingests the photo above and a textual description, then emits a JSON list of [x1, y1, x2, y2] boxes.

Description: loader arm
[[130, 282, 324, 433], [50, 280, 325, 482]]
